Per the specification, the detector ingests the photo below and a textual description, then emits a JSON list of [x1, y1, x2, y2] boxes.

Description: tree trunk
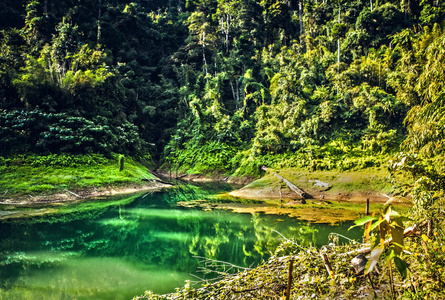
[[119, 156, 125, 171], [97, 0, 102, 43], [337, 5, 341, 68], [261, 166, 308, 201], [337, 39, 340, 67], [299, 0, 303, 39]]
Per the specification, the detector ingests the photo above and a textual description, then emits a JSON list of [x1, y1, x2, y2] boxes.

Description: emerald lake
[[0, 185, 362, 299]]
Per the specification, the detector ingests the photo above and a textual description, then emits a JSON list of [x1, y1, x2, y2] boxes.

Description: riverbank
[[228, 167, 397, 203], [0, 181, 171, 207], [0, 154, 164, 207], [1, 153, 411, 223], [174, 166, 412, 224]]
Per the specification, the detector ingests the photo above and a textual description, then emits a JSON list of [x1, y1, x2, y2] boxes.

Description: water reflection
[[0, 185, 361, 299]]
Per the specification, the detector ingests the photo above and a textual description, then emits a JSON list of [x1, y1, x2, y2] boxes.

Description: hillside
[[1, 2, 445, 298], [0, 1, 444, 176]]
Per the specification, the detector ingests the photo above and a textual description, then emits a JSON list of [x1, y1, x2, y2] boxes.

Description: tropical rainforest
[[1, 0, 445, 299], [0, 0, 444, 174]]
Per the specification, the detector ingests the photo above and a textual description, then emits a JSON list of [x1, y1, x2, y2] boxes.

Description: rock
[[309, 180, 331, 191], [351, 254, 368, 275]]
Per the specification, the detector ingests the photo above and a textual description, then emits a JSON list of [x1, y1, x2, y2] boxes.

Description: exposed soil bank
[[176, 168, 413, 224], [0, 181, 171, 207], [154, 170, 254, 186], [0, 169, 246, 209], [229, 186, 391, 203], [228, 168, 412, 204], [1, 167, 412, 224]]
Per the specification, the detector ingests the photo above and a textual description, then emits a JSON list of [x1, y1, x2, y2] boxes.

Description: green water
[[0, 185, 361, 300]]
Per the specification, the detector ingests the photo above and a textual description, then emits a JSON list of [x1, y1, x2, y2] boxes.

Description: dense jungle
[[1, 0, 445, 299]]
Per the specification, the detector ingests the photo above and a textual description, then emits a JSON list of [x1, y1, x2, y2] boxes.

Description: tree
[[403, 26, 445, 158]]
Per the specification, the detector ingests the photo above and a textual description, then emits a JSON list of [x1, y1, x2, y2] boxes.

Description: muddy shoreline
[[0, 181, 172, 207], [0, 172, 249, 208], [0, 170, 411, 224]]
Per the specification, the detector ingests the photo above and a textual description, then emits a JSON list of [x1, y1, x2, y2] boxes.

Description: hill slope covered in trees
[[1, 0, 445, 179], [1, 2, 445, 299]]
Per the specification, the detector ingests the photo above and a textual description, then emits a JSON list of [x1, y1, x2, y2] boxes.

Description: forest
[[0, 0, 444, 175], [1, 0, 445, 299]]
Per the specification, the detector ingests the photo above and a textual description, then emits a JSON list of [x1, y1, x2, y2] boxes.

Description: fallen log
[[273, 173, 308, 199], [261, 166, 308, 200], [155, 179, 174, 185], [65, 189, 82, 198]]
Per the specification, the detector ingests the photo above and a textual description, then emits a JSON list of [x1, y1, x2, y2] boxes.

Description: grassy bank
[[181, 165, 410, 224], [232, 166, 395, 200], [0, 154, 156, 198]]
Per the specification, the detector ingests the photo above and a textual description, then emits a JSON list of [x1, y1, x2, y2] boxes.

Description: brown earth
[[227, 169, 412, 205], [0, 181, 171, 207], [229, 186, 393, 203], [0, 169, 411, 223], [176, 170, 412, 223]]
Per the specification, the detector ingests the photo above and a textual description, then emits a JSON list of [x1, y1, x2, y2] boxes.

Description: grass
[[237, 165, 394, 201], [0, 154, 156, 197], [275, 166, 393, 195], [222, 165, 411, 224], [243, 173, 281, 189]]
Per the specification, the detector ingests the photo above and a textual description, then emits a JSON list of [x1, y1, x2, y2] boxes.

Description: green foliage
[[0, 153, 154, 195], [350, 205, 409, 279], [331, 23, 348, 40], [27, 184, 56, 193], [389, 153, 445, 222], [2, 2, 444, 297], [387, 150, 445, 299], [0, 0, 444, 177], [0, 153, 108, 167], [0, 109, 145, 155]]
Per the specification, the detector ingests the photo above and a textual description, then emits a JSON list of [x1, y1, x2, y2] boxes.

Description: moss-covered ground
[[0, 154, 156, 202]]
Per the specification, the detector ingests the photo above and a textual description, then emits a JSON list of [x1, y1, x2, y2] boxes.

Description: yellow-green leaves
[[352, 205, 409, 279], [366, 244, 384, 275]]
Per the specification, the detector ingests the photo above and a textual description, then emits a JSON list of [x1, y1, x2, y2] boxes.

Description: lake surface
[[0, 185, 362, 299]]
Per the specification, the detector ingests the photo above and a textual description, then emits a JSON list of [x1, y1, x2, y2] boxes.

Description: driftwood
[[261, 166, 308, 200], [65, 189, 82, 198], [321, 253, 334, 277], [273, 173, 308, 199], [155, 178, 173, 185]]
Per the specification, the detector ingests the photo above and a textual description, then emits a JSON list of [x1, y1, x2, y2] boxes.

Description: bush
[[28, 184, 56, 193], [0, 109, 147, 156], [0, 154, 109, 167]]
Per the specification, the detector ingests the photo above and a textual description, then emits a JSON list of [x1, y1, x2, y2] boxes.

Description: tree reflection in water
[[0, 185, 361, 299]]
